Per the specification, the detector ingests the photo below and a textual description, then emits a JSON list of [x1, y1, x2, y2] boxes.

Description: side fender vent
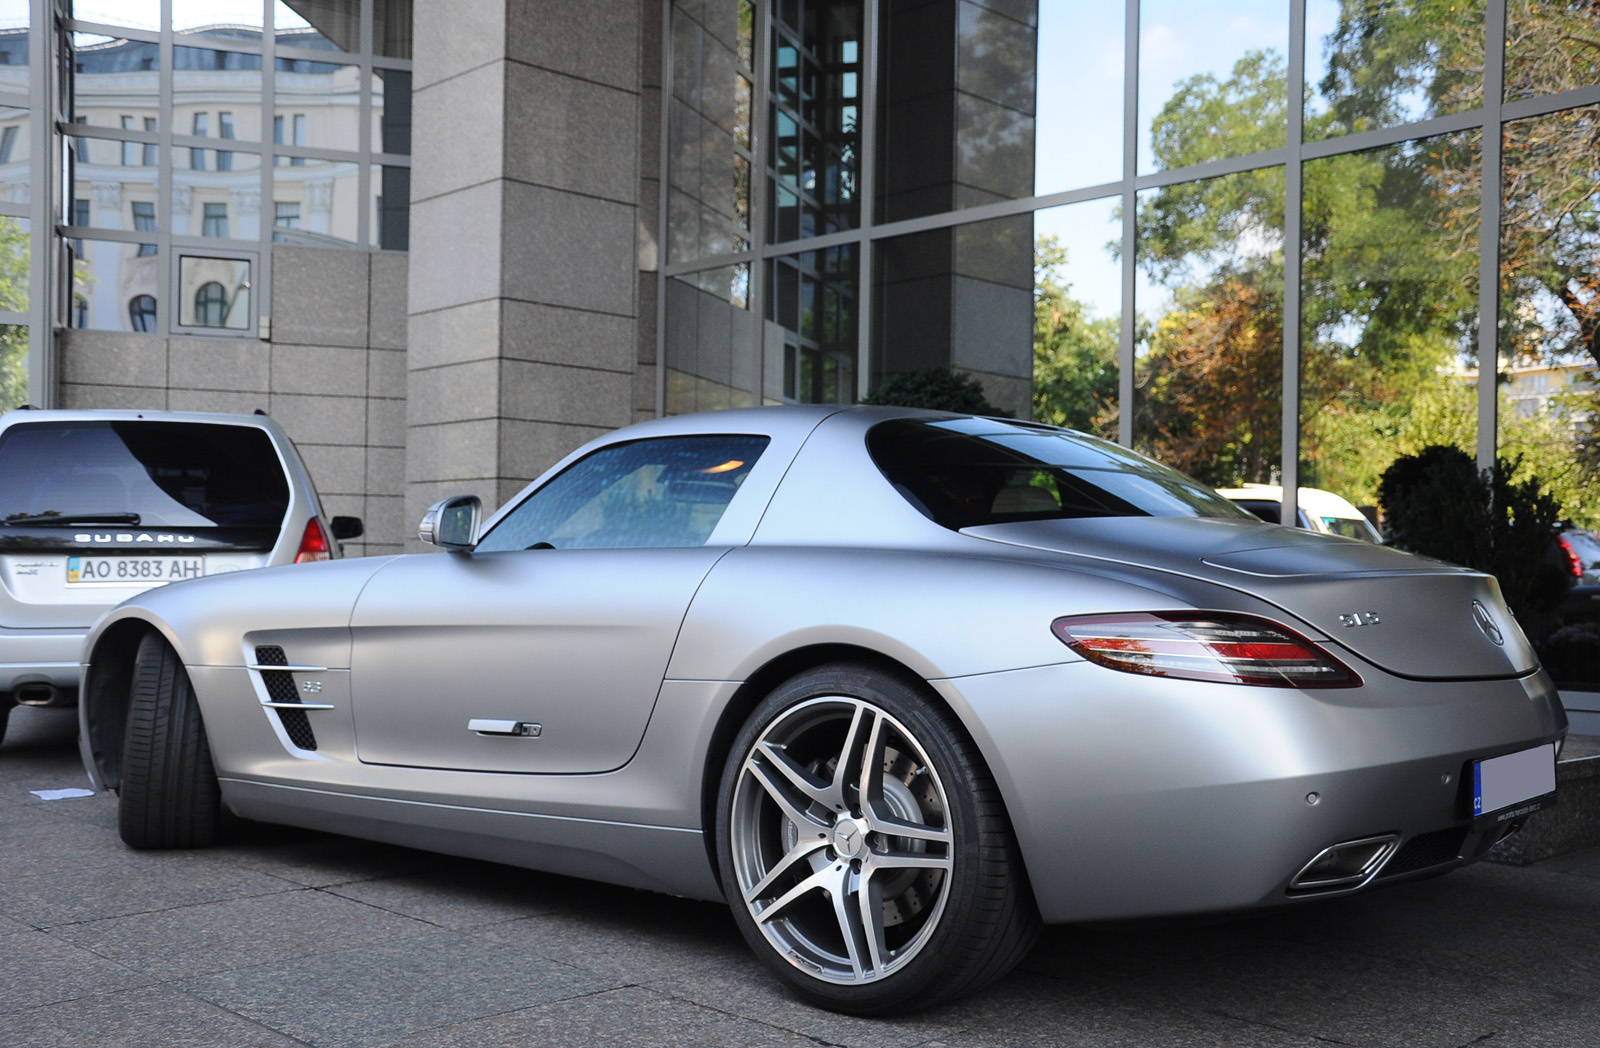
[[253, 645, 318, 751]]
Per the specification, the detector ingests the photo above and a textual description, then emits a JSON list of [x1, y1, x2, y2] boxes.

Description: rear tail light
[[294, 518, 332, 563], [1051, 612, 1361, 688], [1557, 534, 1582, 579]]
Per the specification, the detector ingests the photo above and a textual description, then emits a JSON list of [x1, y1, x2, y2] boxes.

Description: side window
[[475, 435, 771, 552]]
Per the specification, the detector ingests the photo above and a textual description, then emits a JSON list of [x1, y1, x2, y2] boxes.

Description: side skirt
[[219, 778, 725, 902]]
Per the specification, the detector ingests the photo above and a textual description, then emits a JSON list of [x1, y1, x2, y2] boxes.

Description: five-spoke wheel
[[718, 663, 1038, 1014]]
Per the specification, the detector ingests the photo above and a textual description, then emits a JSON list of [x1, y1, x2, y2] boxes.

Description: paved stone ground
[[5, 704, 1600, 1048]]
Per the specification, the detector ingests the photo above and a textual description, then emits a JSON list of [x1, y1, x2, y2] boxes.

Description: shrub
[[862, 367, 1010, 417], [1377, 445, 1571, 629]]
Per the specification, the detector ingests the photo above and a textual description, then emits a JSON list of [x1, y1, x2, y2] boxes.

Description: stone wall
[[56, 245, 409, 558], [404, 0, 656, 546]]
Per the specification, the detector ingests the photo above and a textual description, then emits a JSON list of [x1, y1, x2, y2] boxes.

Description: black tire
[[118, 632, 222, 848], [716, 662, 1040, 1015], [0, 697, 11, 750]]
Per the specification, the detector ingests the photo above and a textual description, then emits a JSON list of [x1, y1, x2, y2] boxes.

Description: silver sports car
[[77, 406, 1565, 1014]]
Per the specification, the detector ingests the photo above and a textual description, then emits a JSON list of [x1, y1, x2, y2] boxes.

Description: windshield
[[867, 418, 1253, 530], [0, 421, 290, 529], [1321, 515, 1382, 543]]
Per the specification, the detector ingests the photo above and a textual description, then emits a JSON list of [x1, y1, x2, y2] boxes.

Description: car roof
[[0, 407, 281, 431]]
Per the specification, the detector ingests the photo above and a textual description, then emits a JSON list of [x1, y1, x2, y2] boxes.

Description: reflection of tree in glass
[[1136, 277, 1282, 488], [1133, 53, 1294, 488], [1312, 2, 1598, 513], [1504, 0, 1600, 103], [0, 216, 28, 411], [1032, 237, 1118, 436], [1130, 26, 1589, 506], [1316, 0, 1486, 132], [1493, 103, 1600, 366]]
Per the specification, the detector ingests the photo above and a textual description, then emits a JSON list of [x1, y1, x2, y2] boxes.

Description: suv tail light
[[1557, 534, 1582, 579], [1051, 612, 1361, 688], [294, 518, 332, 563]]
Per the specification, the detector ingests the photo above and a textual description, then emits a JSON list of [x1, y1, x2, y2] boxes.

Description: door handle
[[468, 719, 542, 738]]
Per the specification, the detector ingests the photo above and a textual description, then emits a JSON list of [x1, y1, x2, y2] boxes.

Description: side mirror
[[330, 515, 364, 540], [419, 495, 481, 551]]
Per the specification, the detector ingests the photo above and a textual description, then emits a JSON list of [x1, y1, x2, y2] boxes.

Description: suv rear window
[[868, 417, 1252, 530], [0, 421, 290, 530]]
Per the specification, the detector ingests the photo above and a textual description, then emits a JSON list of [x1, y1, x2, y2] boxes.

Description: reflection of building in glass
[[1478, 362, 1594, 423], [6, 2, 411, 559], [66, 16, 404, 335]]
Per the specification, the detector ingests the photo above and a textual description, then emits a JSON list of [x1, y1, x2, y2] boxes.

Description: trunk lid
[[964, 517, 1538, 680]]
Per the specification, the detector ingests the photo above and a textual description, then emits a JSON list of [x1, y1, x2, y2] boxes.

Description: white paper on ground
[[30, 787, 95, 800]]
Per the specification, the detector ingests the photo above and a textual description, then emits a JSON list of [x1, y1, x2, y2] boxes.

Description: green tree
[[1032, 236, 1117, 435], [0, 216, 28, 412]]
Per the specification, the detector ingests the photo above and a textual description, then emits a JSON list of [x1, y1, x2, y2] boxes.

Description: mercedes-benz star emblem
[[1472, 600, 1505, 646]]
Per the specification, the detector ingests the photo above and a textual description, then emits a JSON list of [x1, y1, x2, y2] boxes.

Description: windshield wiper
[[3, 512, 143, 526]]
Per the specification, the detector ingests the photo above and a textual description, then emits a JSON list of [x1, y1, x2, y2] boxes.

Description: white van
[[1216, 483, 1382, 543]]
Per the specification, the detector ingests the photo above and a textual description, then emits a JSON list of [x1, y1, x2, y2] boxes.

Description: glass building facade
[[62, 0, 411, 339], [0, 0, 410, 394], [661, 0, 1599, 525]]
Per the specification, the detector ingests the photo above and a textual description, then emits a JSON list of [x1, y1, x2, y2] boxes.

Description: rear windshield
[[0, 421, 290, 529], [867, 418, 1252, 530]]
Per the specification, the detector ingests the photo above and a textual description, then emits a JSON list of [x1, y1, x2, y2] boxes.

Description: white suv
[[0, 408, 361, 746]]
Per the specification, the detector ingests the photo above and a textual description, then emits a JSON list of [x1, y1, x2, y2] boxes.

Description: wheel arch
[[697, 642, 999, 893], [80, 614, 176, 791]]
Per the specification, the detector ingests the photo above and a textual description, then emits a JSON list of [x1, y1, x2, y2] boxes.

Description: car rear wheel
[[717, 663, 1040, 1015], [0, 697, 10, 749], [118, 632, 222, 848]]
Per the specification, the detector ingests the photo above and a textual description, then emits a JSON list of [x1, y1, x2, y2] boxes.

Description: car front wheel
[[118, 632, 222, 848], [717, 663, 1039, 1014]]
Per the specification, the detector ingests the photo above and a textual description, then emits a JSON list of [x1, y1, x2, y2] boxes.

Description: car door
[[347, 433, 771, 775]]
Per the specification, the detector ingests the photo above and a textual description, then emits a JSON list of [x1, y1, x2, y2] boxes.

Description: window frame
[[171, 249, 257, 336]]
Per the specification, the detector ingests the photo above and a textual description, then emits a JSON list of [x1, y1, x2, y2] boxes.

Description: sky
[[69, 1, 311, 33], [1032, 0, 1294, 323]]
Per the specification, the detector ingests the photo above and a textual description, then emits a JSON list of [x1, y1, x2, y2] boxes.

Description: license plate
[[66, 556, 205, 586], [1473, 743, 1556, 821]]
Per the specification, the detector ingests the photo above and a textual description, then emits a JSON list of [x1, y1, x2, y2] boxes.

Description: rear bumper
[[0, 626, 87, 692], [936, 661, 1567, 924]]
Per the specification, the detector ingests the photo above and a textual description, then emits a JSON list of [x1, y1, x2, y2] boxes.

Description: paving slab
[[0, 985, 305, 1048], [381, 985, 823, 1048], [0, 850, 298, 930], [51, 887, 437, 980], [207, 821, 454, 889], [6, 705, 1600, 1047], [323, 860, 581, 929], [180, 928, 617, 1048], [0, 928, 157, 1014]]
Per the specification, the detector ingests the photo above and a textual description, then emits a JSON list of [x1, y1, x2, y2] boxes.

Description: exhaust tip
[[14, 683, 66, 707], [1290, 834, 1400, 893]]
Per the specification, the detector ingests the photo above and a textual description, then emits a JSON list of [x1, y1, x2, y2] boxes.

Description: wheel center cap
[[832, 817, 867, 859]]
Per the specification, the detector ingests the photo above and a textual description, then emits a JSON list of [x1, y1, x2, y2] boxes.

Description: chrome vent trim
[[253, 645, 318, 752]]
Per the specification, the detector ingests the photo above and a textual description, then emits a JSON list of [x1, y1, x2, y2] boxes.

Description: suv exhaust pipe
[[13, 683, 71, 708]]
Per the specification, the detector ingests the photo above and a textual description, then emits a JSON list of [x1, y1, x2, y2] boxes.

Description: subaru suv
[[0, 408, 361, 746]]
